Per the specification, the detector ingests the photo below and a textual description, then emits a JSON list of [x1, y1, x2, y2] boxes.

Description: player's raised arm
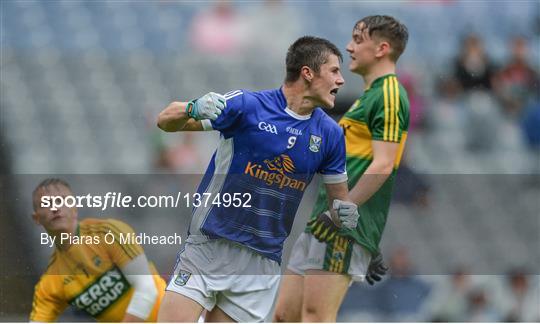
[[157, 101, 198, 132], [157, 92, 226, 132]]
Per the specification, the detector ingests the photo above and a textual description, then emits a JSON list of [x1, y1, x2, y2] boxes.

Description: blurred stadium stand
[[1, 0, 539, 321]]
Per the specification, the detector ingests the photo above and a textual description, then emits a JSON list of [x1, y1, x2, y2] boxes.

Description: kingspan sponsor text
[[244, 161, 306, 191]]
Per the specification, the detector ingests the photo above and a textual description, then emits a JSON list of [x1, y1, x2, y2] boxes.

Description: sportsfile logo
[[69, 267, 130, 317], [244, 154, 306, 191], [258, 121, 278, 134]]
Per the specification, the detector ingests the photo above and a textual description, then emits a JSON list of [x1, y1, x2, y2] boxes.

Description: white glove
[[186, 92, 226, 121], [332, 199, 359, 229]]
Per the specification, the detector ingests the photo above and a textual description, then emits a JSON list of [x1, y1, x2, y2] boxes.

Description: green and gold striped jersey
[[307, 74, 410, 255], [30, 218, 165, 322]]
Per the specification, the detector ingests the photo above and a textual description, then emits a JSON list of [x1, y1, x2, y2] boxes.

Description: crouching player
[[29, 178, 166, 322]]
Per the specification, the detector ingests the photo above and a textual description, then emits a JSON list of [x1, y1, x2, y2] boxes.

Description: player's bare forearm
[[348, 162, 392, 205], [348, 140, 400, 205], [324, 181, 349, 203], [157, 101, 203, 132]]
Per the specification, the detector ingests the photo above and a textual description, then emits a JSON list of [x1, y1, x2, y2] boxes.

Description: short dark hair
[[285, 36, 343, 83], [32, 178, 72, 210], [355, 15, 409, 62]]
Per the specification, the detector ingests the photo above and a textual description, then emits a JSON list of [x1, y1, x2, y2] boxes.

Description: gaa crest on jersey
[[258, 121, 278, 134], [309, 135, 322, 152], [93, 255, 101, 267], [174, 270, 191, 286]]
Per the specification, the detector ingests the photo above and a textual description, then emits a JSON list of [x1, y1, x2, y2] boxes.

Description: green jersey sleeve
[[368, 76, 409, 142]]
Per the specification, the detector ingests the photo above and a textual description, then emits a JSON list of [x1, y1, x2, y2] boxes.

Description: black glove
[[366, 253, 388, 285], [307, 211, 340, 243]]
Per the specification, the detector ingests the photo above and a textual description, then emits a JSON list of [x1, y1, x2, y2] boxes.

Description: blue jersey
[[188, 88, 347, 263]]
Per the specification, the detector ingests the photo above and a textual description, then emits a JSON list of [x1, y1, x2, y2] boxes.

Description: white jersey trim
[[189, 136, 234, 237], [245, 206, 281, 220], [321, 173, 348, 184], [238, 179, 297, 202], [224, 90, 243, 100], [285, 107, 311, 120], [229, 222, 284, 238]]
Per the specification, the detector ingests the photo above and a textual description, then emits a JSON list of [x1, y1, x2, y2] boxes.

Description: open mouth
[[330, 88, 339, 96]]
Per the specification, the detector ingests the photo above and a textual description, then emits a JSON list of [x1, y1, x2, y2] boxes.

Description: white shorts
[[166, 238, 281, 322], [286, 232, 371, 282]]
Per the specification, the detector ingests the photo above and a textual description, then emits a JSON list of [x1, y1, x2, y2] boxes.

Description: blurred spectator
[[462, 91, 503, 152], [393, 159, 430, 208], [430, 271, 540, 322], [338, 247, 432, 322], [493, 36, 540, 117], [429, 77, 465, 138], [445, 34, 504, 152], [399, 71, 427, 132], [338, 283, 380, 322], [245, 0, 301, 63], [165, 133, 202, 173], [373, 247, 432, 321], [520, 101, 540, 176], [466, 289, 501, 322], [188, 1, 249, 56], [437, 77, 463, 103], [149, 111, 204, 173], [495, 270, 540, 322], [522, 101, 540, 149], [453, 34, 497, 92], [154, 133, 203, 173], [427, 269, 472, 321]]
